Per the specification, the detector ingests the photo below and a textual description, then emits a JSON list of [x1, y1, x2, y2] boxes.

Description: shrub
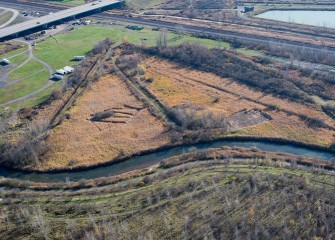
[[50, 88, 62, 100], [144, 42, 335, 103], [0, 120, 50, 168], [299, 114, 328, 128], [90, 38, 114, 56], [90, 110, 114, 121], [167, 105, 227, 130]]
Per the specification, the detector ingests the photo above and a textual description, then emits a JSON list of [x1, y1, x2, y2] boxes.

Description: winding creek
[[1, 140, 335, 182]]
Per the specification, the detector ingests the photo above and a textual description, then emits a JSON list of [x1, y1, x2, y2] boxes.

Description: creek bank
[[3, 135, 335, 174], [0, 136, 334, 183], [0, 146, 334, 190]]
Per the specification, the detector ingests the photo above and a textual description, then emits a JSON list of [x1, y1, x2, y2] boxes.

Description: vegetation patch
[[8, 60, 45, 81], [44, 0, 85, 5], [40, 74, 170, 171], [0, 70, 50, 105], [0, 42, 26, 56], [0, 11, 13, 26], [136, 50, 335, 146], [0, 155, 333, 239], [34, 25, 231, 71]]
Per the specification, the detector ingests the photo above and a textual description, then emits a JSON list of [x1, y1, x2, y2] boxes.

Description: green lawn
[[0, 52, 29, 73], [34, 26, 126, 70], [0, 70, 50, 105], [7, 52, 29, 65], [236, 47, 262, 56], [46, 0, 85, 5], [8, 60, 46, 81], [34, 25, 233, 70], [126, 0, 165, 9], [174, 34, 231, 48], [0, 46, 28, 59], [62, 0, 85, 5], [3, 83, 59, 111], [0, 11, 13, 26]]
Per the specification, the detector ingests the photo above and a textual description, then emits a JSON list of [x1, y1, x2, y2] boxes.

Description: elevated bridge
[[0, 0, 123, 40]]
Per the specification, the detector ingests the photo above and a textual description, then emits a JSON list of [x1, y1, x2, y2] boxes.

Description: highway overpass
[[1, 0, 335, 53], [0, 0, 123, 40]]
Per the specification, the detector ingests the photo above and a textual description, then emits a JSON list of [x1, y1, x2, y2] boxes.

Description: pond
[[256, 10, 335, 28]]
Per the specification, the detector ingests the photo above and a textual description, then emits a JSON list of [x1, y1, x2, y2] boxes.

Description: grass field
[[34, 25, 232, 71], [143, 56, 335, 146], [62, 0, 85, 5], [0, 46, 28, 59], [0, 70, 49, 105], [0, 11, 13, 26], [40, 74, 170, 170], [46, 0, 85, 5], [0, 46, 29, 74], [8, 59, 45, 81], [6, 52, 29, 66], [126, 0, 165, 9], [0, 53, 29, 79], [5, 83, 58, 110]]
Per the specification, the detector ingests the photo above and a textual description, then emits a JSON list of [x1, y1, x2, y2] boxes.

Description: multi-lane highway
[[0, 0, 335, 53], [0, 0, 123, 39]]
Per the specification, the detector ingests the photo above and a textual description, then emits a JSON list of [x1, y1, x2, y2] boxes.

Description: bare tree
[[156, 29, 168, 49], [31, 206, 50, 240]]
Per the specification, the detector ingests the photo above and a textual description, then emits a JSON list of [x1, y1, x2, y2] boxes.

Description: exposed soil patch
[[227, 108, 271, 131]]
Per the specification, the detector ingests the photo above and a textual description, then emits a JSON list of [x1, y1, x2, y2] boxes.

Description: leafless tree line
[[0, 119, 49, 168], [2, 167, 333, 239]]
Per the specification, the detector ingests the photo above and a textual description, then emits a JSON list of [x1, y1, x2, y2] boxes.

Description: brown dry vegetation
[[0, 41, 25, 55], [142, 57, 335, 146], [38, 74, 170, 170], [1, 153, 334, 239]]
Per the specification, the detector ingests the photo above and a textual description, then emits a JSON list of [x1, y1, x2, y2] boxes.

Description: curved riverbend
[[1, 140, 335, 182]]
